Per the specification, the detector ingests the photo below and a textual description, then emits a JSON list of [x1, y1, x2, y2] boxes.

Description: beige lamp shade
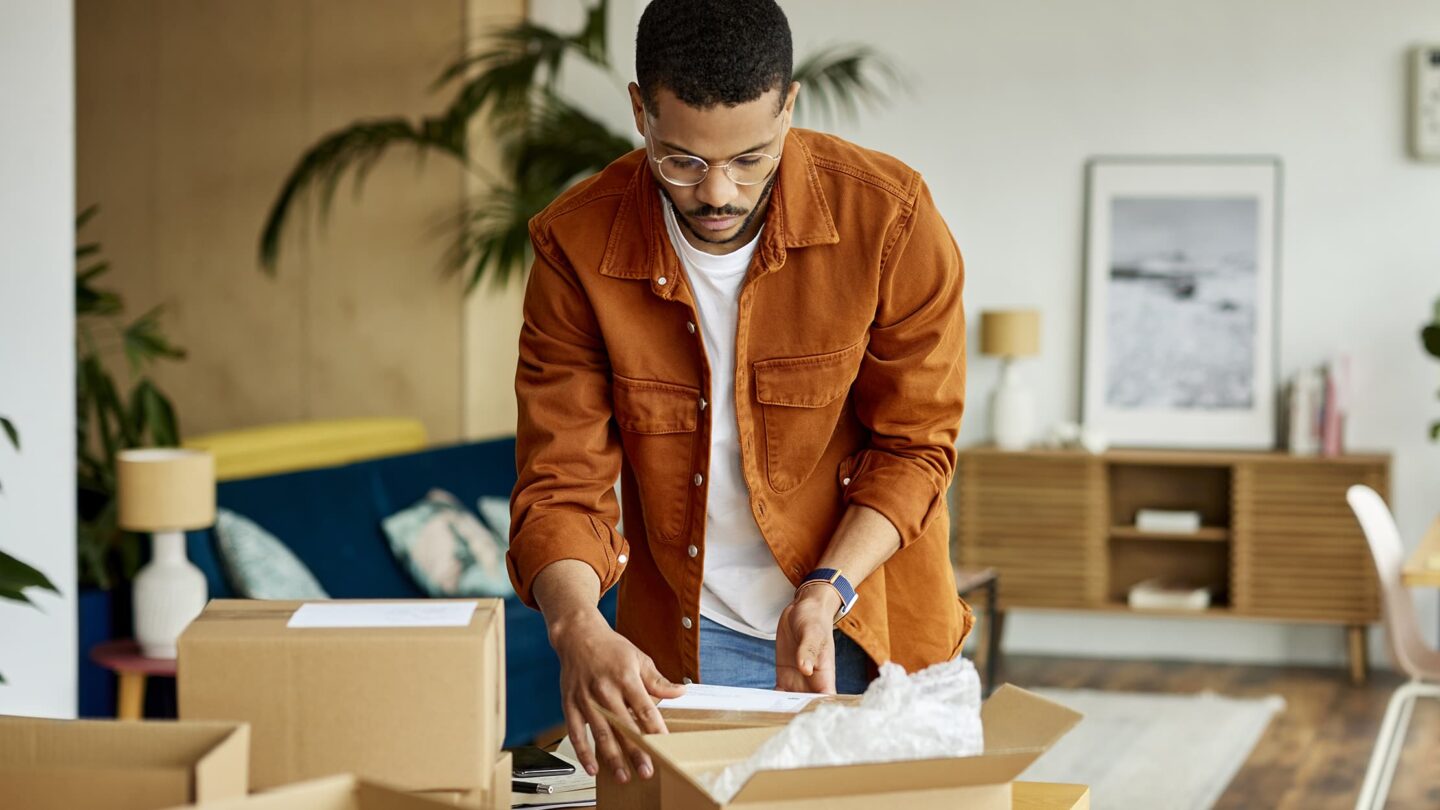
[[117, 448, 217, 531], [980, 309, 1041, 357]]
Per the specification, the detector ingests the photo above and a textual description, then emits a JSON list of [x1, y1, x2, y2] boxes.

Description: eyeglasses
[[644, 118, 784, 187]]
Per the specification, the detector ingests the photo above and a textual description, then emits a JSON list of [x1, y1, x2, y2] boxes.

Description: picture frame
[[1081, 157, 1282, 449]]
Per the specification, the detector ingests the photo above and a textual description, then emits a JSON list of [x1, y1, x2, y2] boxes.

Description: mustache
[[686, 204, 748, 218]]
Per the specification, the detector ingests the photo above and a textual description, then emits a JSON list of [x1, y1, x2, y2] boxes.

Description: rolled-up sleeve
[[505, 225, 627, 608], [845, 177, 966, 548]]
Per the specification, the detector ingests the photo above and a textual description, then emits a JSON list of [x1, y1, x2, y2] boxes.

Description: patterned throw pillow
[[215, 508, 329, 600], [383, 489, 513, 598], [476, 496, 512, 543]]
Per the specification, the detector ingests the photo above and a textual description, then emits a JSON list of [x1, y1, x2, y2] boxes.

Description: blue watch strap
[[799, 567, 859, 621]]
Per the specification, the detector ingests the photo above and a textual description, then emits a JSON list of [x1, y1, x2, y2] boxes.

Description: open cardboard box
[[602, 684, 1081, 810], [0, 715, 249, 810], [163, 774, 467, 810], [178, 599, 505, 792]]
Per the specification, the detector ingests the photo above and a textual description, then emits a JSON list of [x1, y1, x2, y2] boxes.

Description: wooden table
[[89, 639, 177, 720], [1015, 782, 1090, 809], [1402, 516, 1440, 588]]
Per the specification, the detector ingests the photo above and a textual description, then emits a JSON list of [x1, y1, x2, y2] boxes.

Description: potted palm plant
[[0, 416, 61, 685], [74, 205, 186, 715], [259, 0, 899, 289]]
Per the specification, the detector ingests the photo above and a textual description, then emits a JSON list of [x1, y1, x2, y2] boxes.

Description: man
[[505, 0, 971, 785]]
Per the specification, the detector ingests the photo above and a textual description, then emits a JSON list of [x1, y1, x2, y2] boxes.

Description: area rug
[[1019, 688, 1285, 809]]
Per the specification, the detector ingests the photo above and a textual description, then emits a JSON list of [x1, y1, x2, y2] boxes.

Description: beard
[[657, 174, 778, 247]]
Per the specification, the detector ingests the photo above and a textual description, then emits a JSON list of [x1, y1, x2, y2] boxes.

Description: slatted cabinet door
[[956, 452, 1107, 608], [1232, 461, 1387, 622]]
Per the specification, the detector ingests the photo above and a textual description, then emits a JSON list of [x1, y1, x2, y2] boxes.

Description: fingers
[[794, 622, 831, 679], [580, 697, 632, 785], [563, 699, 598, 777], [594, 685, 653, 783], [618, 680, 662, 778], [642, 658, 687, 701], [630, 665, 671, 735], [807, 640, 837, 695]]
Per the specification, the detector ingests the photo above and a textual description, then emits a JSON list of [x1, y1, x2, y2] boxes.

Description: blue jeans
[[698, 616, 873, 695]]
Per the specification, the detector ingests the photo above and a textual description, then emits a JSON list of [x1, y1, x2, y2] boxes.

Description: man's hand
[[550, 608, 685, 783], [774, 585, 844, 694]]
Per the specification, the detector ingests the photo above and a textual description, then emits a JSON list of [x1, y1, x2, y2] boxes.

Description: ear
[[783, 81, 801, 118], [627, 82, 647, 138]]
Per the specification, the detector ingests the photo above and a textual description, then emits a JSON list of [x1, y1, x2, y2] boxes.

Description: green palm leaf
[[258, 118, 462, 273], [0, 551, 58, 606], [793, 45, 904, 129], [508, 93, 635, 190], [448, 182, 559, 293]]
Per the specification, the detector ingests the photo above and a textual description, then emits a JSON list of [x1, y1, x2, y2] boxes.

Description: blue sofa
[[184, 437, 617, 746]]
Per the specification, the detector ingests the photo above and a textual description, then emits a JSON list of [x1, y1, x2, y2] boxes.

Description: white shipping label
[[287, 601, 478, 629]]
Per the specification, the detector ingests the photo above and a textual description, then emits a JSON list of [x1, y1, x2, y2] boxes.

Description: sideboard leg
[[1346, 625, 1369, 686]]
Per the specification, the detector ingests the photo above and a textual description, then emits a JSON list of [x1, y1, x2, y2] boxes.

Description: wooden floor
[[1002, 655, 1440, 809]]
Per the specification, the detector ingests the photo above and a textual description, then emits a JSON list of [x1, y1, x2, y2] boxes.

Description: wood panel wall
[[77, 0, 526, 445]]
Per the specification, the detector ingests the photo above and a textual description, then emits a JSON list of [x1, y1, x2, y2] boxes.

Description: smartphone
[[507, 745, 576, 778]]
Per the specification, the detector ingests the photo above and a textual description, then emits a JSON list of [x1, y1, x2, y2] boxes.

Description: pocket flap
[[613, 376, 699, 434], [753, 340, 866, 408]]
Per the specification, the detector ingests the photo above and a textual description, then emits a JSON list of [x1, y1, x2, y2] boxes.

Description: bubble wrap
[[698, 656, 985, 803]]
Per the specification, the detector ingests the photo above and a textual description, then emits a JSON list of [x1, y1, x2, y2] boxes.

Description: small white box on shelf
[[1128, 579, 1212, 612], [1134, 509, 1202, 534]]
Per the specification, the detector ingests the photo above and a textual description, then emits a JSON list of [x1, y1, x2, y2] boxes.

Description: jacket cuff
[[506, 510, 630, 610], [842, 450, 947, 548]]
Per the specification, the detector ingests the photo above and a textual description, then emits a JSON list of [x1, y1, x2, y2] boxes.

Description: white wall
[[774, 0, 1440, 666], [0, 1, 78, 716]]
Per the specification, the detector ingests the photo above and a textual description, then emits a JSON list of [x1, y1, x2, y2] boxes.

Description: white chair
[[1346, 485, 1440, 810]]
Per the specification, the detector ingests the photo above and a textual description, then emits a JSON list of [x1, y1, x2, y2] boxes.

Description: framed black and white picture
[[1081, 157, 1281, 449]]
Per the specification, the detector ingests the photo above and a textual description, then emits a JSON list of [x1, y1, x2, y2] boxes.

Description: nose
[[693, 166, 740, 211]]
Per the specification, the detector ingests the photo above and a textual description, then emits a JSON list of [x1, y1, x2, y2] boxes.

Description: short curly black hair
[[635, 0, 793, 115]]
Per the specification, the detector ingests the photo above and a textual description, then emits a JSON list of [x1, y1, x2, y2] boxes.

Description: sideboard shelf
[[954, 445, 1390, 684]]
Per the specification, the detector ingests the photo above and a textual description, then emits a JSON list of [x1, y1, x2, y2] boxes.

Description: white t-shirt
[[661, 196, 796, 640]]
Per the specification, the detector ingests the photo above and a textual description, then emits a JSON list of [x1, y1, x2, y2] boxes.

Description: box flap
[[192, 723, 250, 802], [730, 752, 1041, 803], [0, 716, 249, 770], [979, 685, 1083, 752], [163, 775, 462, 809]]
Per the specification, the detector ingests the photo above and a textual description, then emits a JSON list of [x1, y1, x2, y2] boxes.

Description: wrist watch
[[797, 568, 859, 623]]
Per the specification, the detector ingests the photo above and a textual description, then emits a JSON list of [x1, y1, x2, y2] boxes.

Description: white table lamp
[[981, 310, 1041, 451], [117, 448, 215, 659]]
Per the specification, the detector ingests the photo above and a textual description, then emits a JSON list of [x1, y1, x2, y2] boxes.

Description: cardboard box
[[164, 774, 466, 810], [601, 684, 1081, 810], [0, 715, 249, 810], [413, 750, 512, 809], [178, 599, 505, 792]]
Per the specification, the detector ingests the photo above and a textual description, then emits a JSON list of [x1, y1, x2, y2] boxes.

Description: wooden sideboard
[[953, 446, 1390, 684]]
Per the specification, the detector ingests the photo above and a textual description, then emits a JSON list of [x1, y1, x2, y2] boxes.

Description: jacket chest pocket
[[753, 339, 867, 493], [613, 375, 700, 544]]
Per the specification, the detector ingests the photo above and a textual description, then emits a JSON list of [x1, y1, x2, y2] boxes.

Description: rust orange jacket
[[507, 128, 972, 683]]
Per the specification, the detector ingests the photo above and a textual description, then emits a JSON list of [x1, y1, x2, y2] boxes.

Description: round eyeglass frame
[[643, 118, 785, 187]]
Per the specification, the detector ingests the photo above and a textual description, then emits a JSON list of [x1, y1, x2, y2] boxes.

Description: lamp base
[[991, 358, 1035, 451], [133, 530, 208, 661]]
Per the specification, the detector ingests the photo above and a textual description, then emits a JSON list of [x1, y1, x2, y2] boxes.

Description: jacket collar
[[597, 129, 839, 296]]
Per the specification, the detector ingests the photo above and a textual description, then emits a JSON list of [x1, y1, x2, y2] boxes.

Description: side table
[[89, 639, 177, 720], [955, 565, 1004, 696]]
